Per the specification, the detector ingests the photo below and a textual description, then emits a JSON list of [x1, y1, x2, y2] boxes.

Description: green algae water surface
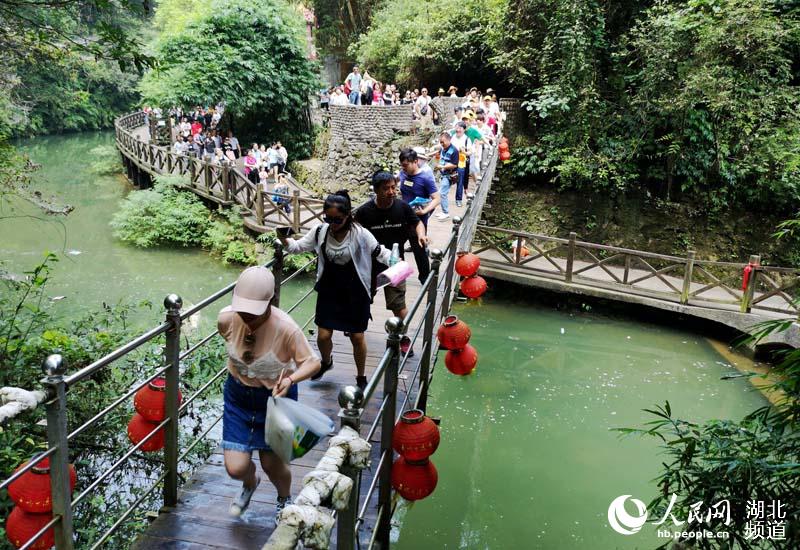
[[2, 132, 314, 326], [396, 298, 768, 550]]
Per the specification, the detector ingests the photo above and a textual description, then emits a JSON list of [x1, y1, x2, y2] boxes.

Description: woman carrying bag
[[278, 190, 392, 390], [217, 266, 321, 520]]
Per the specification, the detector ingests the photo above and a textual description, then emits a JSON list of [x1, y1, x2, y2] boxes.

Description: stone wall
[[323, 105, 417, 188], [499, 98, 527, 144]]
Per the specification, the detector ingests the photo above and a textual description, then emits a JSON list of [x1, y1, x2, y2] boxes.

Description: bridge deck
[[135, 193, 470, 549]]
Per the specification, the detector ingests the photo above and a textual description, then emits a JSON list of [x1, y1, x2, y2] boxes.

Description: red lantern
[[134, 376, 183, 422], [6, 507, 55, 550], [436, 315, 471, 351], [498, 141, 509, 153], [8, 457, 77, 513], [392, 409, 440, 461], [499, 149, 511, 162], [455, 253, 481, 278], [127, 413, 165, 452], [391, 457, 438, 501], [461, 275, 488, 299], [445, 344, 478, 375]]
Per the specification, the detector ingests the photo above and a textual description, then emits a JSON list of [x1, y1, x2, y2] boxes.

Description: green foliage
[[489, 0, 800, 210], [110, 176, 212, 247], [0, 254, 225, 548], [110, 176, 316, 269], [621, 315, 800, 548], [351, 0, 506, 88], [140, 0, 320, 158]]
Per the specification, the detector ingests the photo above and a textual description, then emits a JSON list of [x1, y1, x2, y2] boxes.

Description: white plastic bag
[[266, 396, 335, 464]]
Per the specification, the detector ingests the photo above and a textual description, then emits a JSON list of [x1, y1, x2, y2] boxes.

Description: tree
[[350, 0, 506, 89], [140, 0, 320, 157]]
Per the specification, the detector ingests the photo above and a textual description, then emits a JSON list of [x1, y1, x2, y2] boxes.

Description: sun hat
[[483, 95, 492, 101], [412, 146, 430, 160], [486, 87, 495, 94], [448, 85, 458, 93], [231, 266, 275, 315]]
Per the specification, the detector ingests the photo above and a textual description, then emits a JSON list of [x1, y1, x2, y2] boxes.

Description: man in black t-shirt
[[355, 171, 428, 321]]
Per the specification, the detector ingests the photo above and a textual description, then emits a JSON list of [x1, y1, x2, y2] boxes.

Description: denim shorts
[[221, 374, 298, 453]]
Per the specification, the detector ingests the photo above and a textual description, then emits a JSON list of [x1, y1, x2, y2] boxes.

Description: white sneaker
[[275, 495, 292, 526], [436, 213, 450, 220], [229, 477, 261, 517]]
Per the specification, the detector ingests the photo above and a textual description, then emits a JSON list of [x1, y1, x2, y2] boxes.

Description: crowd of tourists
[[217, 86, 504, 524]]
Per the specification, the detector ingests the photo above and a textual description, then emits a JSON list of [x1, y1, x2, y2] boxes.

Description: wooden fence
[[114, 112, 325, 234], [472, 225, 800, 316]]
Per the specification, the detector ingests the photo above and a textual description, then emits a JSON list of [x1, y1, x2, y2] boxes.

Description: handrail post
[[336, 386, 365, 550], [377, 317, 403, 549], [514, 236, 522, 264], [623, 254, 631, 284], [256, 185, 265, 226], [42, 355, 74, 550], [442, 217, 462, 318], [221, 163, 231, 202], [189, 158, 196, 187], [565, 232, 577, 283], [272, 241, 284, 307], [292, 190, 301, 233], [417, 249, 442, 413], [681, 250, 696, 304], [163, 294, 183, 510], [741, 255, 761, 313], [204, 161, 212, 193]]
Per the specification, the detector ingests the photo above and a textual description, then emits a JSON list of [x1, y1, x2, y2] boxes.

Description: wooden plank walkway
[[135, 188, 471, 549]]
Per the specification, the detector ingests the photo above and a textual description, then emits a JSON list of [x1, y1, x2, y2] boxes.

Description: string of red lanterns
[[127, 375, 183, 452], [391, 410, 441, 501], [6, 456, 77, 549]]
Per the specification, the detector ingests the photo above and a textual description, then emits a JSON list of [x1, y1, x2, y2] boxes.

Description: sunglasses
[[324, 215, 346, 225]]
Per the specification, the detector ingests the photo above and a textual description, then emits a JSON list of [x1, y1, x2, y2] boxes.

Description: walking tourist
[[434, 132, 459, 220], [355, 171, 428, 351], [217, 266, 321, 520], [278, 191, 393, 390]]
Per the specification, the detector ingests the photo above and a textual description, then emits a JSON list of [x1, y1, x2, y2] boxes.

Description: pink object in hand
[[376, 261, 414, 288]]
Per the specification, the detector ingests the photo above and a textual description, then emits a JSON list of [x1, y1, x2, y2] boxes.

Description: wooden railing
[[473, 226, 800, 316], [114, 111, 325, 234]]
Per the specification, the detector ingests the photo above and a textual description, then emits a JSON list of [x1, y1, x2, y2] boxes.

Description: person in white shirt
[[414, 88, 431, 119], [330, 86, 348, 106]]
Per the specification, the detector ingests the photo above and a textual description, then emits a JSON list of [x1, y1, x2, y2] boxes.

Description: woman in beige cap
[[217, 266, 321, 519]]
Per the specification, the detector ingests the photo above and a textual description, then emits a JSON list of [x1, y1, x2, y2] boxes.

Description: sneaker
[[275, 495, 291, 526], [229, 476, 261, 517], [456, 201, 462, 207], [311, 358, 333, 381], [356, 375, 368, 391], [436, 213, 450, 220], [404, 244, 412, 253], [400, 336, 414, 358]]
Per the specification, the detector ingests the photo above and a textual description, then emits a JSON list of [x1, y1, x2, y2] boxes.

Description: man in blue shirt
[[398, 148, 440, 283], [434, 132, 459, 219]]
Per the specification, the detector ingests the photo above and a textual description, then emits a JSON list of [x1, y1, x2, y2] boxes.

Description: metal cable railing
[[0, 249, 322, 550]]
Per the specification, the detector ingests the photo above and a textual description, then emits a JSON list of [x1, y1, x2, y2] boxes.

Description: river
[[5, 132, 770, 549], [2, 131, 314, 327]]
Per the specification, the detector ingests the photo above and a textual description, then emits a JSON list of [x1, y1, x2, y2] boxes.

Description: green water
[[2, 132, 314, 326], [396, 299, 768, 550]]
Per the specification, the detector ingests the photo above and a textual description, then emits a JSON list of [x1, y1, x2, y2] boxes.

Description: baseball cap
[[231, 266, 275, 315], [483, 95, 492, 101], [486, 88, 495, 94], [412, 146, 430, 160]]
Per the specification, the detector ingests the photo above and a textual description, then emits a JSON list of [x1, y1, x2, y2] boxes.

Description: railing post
[[204, 161, 212, 193], [292, 190, 301, 233], [417, 249, 442, 413], [336, 386, 365, 550], [272, 241, 284, 307], [565, 232, 577, 283], [163, 294, 182, 510], [221, 163, 231, 202], [741, 255, 761, 313], [681, 250, 696, 305], [377, 317, 403, 549], [42, 354, 74, 550], [256, 185, 265, 226], [442, 217, 462, 318], [514, 236, 522, 264], [623, 254, 631, 284], [189, 159, 196, 187]]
